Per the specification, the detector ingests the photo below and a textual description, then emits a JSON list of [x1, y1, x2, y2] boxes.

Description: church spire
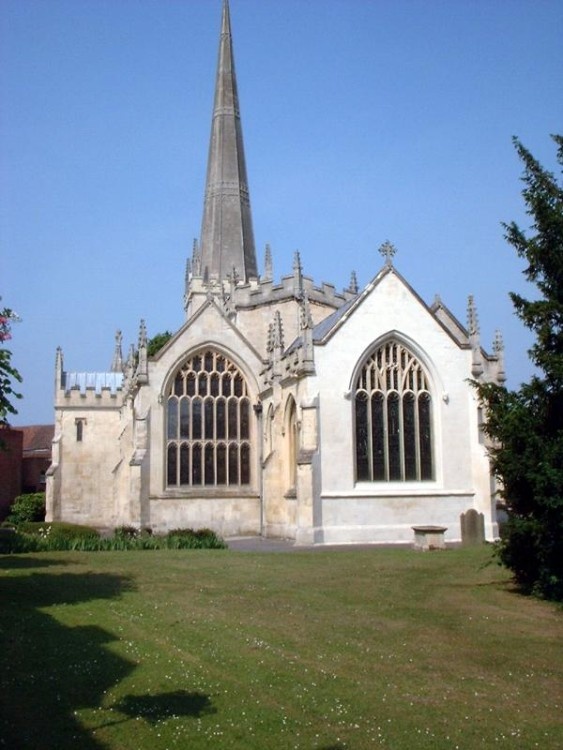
[[199, 0, 258, 283]]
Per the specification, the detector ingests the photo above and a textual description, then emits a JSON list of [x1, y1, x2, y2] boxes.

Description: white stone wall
[[148, 496, 260, 536], [306, 270, 497, 543], [51, 401, 124, 527]]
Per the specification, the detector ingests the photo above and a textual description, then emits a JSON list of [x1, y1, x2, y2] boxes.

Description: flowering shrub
[[0, 300, 22, 430]]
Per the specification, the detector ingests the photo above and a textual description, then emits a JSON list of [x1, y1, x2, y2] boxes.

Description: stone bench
[[412, 525, 448, 551]]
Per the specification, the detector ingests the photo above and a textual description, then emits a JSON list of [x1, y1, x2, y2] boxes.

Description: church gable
[[313, 263, 469, 355], [312, 264, 470, 388], [149, 297, 264, 395]]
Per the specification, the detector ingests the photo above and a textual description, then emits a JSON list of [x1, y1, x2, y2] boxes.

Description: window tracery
[[166, 350, 251, 487], [355, 341, 433, 482]]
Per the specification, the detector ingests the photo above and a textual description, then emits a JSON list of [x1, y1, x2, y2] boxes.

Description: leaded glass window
[[355, 341, 433, 481], [166, 350, 251, 487]]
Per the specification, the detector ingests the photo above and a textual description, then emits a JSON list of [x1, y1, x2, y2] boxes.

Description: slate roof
[[311, 295, 358, 343], [19, 425, 54, 455]]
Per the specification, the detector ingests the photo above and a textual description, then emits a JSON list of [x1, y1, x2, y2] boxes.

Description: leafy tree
[[476, 135, 563, 600], [147, 330, 172, 357], [0, 300, 22, 433]]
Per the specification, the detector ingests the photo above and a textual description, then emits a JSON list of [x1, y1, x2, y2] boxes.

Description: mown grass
[[1, 546, 561, 749]]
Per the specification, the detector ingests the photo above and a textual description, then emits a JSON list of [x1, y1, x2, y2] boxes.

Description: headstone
[[460, 509, 485, 545]]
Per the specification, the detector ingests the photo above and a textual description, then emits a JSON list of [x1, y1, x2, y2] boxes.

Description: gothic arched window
[[355, 341, 433, 482], [166, 350, 251, 487], [285, 397, 298, 493]]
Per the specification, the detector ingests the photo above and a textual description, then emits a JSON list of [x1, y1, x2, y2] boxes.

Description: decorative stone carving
[[264, 243, 273, 281], [136, 320, 148, 385], [493, 330, 506, 384], [467, 295, 484, 378], [110, 330, 123, 373], [378, 240, 397, 266]]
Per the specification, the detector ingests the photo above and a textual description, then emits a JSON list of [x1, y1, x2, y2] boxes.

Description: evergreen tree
[[477, 135, 563, 600]]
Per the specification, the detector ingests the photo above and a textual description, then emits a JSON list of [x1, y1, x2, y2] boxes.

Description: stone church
[[46, 0, 504, 544]]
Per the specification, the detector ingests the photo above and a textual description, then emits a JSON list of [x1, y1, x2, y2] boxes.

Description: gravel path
[[225, 536, 410, 553]]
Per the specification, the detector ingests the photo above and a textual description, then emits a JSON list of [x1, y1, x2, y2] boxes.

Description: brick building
[[0, 425, 53, 519]]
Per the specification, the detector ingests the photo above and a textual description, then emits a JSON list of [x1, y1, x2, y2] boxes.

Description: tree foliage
[[0, 300, 22, 431], [476, 135, 563, 600], [147, 331, 172, 357]]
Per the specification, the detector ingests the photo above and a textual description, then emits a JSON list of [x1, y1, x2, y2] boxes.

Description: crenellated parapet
[[56, 369, 124, 408], [186, 262, 356, 317], [54, 319, 155, 409]]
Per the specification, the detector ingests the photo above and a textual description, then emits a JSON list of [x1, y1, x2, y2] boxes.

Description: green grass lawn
[[1, 546, 561, 749]]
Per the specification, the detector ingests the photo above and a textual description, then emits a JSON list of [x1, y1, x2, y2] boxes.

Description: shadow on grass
[[112, 690, 216, 725], [0, 565, 135, 749], [0, 554, 69, 570]]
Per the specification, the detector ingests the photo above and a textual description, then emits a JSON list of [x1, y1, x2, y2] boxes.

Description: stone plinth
[[412, 525, 448, 551]]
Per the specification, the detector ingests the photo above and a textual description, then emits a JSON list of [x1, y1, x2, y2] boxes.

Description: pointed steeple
[[199, 0, 257, 283]]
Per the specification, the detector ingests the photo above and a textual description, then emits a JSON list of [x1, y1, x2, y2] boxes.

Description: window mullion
[[383, 394, 390, 481], [367, 392, 374, 480], [399, 394, 405, 481], [414, 393, 422, 480]]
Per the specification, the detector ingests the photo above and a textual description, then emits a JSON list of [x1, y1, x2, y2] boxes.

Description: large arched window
[[166, 350, 251, 487], [355, 341, 433, 482]]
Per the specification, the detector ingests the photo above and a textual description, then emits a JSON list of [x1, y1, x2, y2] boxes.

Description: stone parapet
[[187, 272, 355, 312], [56, 371, 124, 408]]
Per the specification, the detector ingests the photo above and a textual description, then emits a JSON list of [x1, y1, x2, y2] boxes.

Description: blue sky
[[1, 0, 562, 426]]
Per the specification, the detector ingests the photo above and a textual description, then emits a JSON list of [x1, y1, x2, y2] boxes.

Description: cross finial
[[378, 240, 397, 266]]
